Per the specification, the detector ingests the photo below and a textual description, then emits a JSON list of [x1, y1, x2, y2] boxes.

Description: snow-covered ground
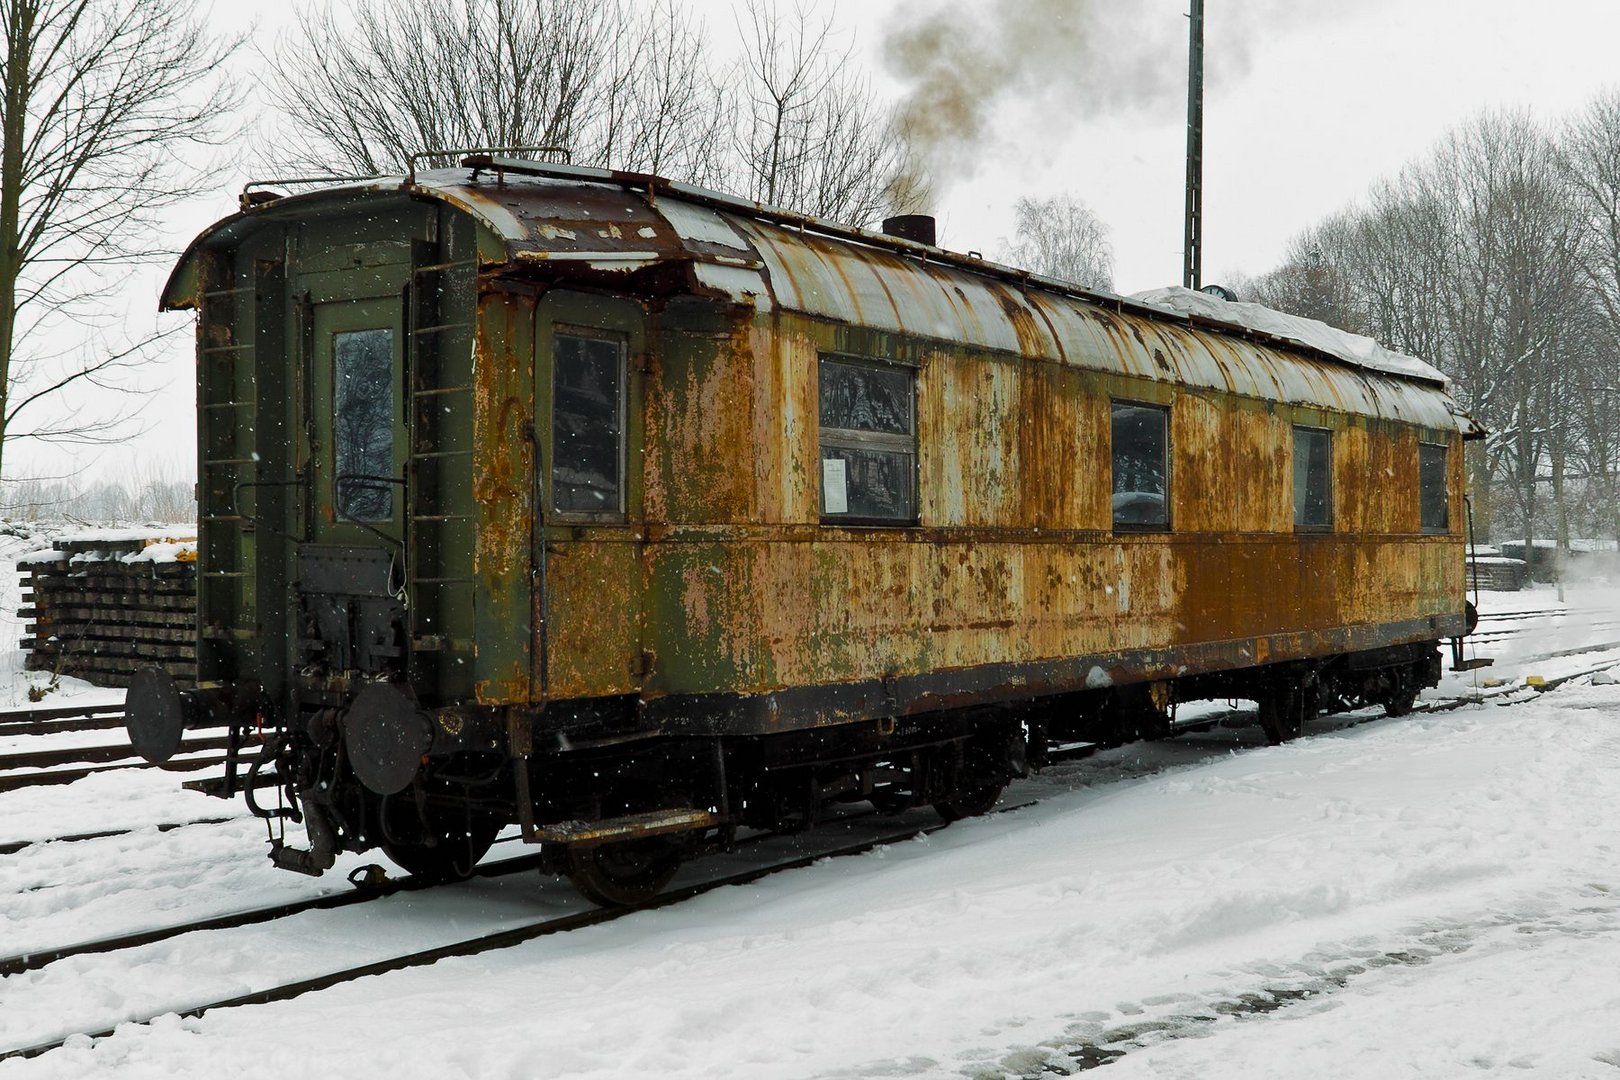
[[2, 536, 1618, 1078]]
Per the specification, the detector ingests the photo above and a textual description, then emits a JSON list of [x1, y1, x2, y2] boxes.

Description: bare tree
[[999, 194, 1114, 290], [731, 0, 924, 227], [1563, 90, 1620, 328], [586, 1, 733, 188], [266, 0, 730, 184], [0, 0, 237, 482], [1249, 111, 1595, 549], [1240, 220, 1365, 333]]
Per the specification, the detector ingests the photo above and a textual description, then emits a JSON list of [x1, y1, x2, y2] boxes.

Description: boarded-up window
[[334, 328, 395, 522], [1111, 402, 1169, 529], [553, 333, 625, 516], [819, 357, 916, 523], [1293, 427, 1333, 529], [1420, 442, 1449, 531]]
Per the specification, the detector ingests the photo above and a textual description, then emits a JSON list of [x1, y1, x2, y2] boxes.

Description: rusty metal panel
[[751, 323, 818, 524], [630, 297, 1464, 714], [471, 291, 535, 705], [645, 316, 757, 525], [544, 540, 645, 698], [925, 352, 1022, 527]]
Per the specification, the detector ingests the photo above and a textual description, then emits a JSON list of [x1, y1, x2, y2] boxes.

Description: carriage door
[[299, 295, 409, 677], [535, 293, 644, 700]]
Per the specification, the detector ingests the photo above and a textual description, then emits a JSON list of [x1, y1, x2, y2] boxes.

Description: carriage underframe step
[[529, 808, 720, 847]]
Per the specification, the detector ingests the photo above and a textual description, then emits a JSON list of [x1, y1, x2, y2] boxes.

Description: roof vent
[[882, 214, 936, 247]]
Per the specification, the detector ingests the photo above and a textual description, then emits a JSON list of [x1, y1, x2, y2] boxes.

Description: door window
[[552, 332, 626, 516], [333, 327, 395, 522]]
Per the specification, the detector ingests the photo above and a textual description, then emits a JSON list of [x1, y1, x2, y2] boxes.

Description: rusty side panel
[[644, 307, 758, 524], [635, 300, 1465, 708], [1339, 422, 1418, 535], [926, 349, 1021, 527], [471, 289, 534, 705], [544, 540, 646, 698], [752, 320, 817, 524], [1015, 361, 1089, 531], [645, 531, 1459, 700]]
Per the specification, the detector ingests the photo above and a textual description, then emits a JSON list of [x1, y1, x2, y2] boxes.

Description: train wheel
[[1383, 686, 1418, 717], [565, 837, 684, 907], [933, 778, 1006, 822], [933, 736, 1017, 822], [1257, 678, 1319, 746], [380, 811, 501, 884]]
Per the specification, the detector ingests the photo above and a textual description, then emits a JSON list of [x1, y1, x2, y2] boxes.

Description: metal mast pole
[[1183, 0, 1204, 290]]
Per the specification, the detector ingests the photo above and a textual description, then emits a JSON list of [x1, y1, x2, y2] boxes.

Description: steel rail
[[0, 703, 125, 727], [0, 736, 229, 772], [0, 838, 550, 980], [0, 751, 229, 793], [0, 816, 244, 858]]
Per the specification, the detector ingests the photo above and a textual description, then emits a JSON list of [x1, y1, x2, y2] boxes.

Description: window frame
[[1110, 399, 1172, 533], [549, 326, 629, 523], [817, 354, 919, 526], [1291, 425, 1334, 533], [1419, 441, 1450, 533]]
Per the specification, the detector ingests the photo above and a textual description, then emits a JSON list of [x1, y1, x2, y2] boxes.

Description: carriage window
[[553, 333, 626, 516], [819, 357, 916, 523], [1293, 427, 1333, 529], [1111, 402, 1169, 529], [333, 328, 395, 522], [1420, 442, 1449, 531]]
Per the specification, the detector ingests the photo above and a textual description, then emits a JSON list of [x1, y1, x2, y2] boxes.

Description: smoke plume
[[881, 0, 1374, 192]]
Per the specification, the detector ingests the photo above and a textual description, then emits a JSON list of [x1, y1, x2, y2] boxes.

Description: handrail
[[406, 145, 570, 183]]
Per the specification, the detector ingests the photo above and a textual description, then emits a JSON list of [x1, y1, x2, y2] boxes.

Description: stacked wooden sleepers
[[18, 532, 197, 689]]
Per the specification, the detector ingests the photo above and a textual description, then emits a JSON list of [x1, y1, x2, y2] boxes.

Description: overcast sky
[[882, 0, 1620, 291], [29, 0, 1620, 484]]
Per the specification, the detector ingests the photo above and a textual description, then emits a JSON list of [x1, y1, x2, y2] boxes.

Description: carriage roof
[[165, 158, 1481, 438]]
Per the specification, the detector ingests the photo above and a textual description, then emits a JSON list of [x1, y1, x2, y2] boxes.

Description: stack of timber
[[18, 532, 197, 688], [1466, 548, 1528, 592]]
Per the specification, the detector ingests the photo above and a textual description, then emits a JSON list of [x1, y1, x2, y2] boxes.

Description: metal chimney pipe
[[882, 214, 937, 247]]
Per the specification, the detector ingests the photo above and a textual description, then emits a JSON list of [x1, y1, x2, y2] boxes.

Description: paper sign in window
[[822, 457, 848, 514]]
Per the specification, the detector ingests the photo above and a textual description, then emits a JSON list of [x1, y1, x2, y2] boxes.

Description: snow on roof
[[1130, 286, 1449, 388]]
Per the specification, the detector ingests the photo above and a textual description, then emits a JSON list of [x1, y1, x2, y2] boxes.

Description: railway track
[[1472, 607, 1570, 624], [0, 702, 235, 792], [0, 702, 125, 736], [6, 644, 1617, 1062], [0, 745, 230, 793], [0, 833, 546, 980], [0, 815, 243, 858], [0, 804, 1005, 1062]]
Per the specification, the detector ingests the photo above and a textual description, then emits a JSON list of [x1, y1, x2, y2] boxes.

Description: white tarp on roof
[[1132, 286, 1449, 388]]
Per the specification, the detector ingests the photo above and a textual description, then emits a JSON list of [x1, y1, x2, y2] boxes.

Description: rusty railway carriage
[[127, 155, 1481, 905]]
